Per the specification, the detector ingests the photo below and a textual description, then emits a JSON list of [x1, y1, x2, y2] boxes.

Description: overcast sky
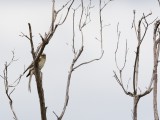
[[0, 0, 160, 120]]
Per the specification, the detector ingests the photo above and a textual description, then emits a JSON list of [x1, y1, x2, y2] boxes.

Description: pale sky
[[0, 0, 159, 120]]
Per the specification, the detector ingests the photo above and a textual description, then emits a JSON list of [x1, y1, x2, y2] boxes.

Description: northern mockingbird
[[24, 53, 46, 92]]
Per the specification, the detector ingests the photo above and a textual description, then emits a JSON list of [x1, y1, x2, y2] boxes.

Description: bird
[[24, 53, 46, 92]]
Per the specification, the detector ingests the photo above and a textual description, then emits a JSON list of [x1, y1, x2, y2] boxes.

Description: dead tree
[[152, 20, 160, 120], [1, 0, 110, 120], [52, 0, 112, 119], [21, 1, 74, 120], [0, 51, 19, 120], [113, 11, 156, 120]]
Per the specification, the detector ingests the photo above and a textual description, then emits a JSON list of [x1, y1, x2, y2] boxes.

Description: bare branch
[[1, 52, 18, 120], [115, 23, 128, 75], [133, 45, 140, 95], [114, 23, 130, 98], [72, 9, 76, 54], [73, 51, 104, 70], [122, 40, 128, 70], [52, 110, 59, 119], [114, 12, 156, 120], [39, 33, 45, 42], [57, 0, 75, 25], [23, 0, 74, 120], [99, 0, 106, 51], [79, 0, 92, 30], [113, 71, 133, 97], [157, 0, 160, 7], [57, 0, 72, 13], [132, 12, 153, 95], [20, 32, 31, 40], [132, 10, 138, 40], [115, 23, 121, 70], [9, 74, 23, 87], [100, 0, 113, 11], [56, 1, 105, 119], [126, 78, 131, 91], [0, 75, 4, 79], [140, 12, 152, 41], [28, 23, 36, 58]]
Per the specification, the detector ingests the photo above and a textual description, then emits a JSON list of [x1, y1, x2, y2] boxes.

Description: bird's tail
[[26, 71, 30, 77], [28, 74, 32, 92]]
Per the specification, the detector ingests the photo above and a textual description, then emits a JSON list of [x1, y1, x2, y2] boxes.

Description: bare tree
[[20, 1, 74, 120], [19, 0, 110, 120], [1, 0, 110, 119], [113, 11, 156, 120], [152, 20, 160, 120], [52, 0, 112, 119], [0, 51, 18, 120]]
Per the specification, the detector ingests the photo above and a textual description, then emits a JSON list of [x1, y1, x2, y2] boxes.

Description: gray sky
[[0, 0, 159, 120]]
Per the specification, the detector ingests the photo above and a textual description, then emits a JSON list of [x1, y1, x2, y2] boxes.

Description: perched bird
[[24, 53, 46, 92]]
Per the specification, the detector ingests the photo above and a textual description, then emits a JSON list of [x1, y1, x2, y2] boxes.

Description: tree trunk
[[35, 71, 47, 120], [133, 96, 139, 120], [153, 73, 159, 120]]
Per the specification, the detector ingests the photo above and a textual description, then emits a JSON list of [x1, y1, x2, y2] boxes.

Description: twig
[[57, 0, 75, 25]]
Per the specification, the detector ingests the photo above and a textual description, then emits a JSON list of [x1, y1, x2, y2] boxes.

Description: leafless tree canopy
[[114, 12, 159, 120], [1, 1, 160, 120], [0, 0, 110, 120]]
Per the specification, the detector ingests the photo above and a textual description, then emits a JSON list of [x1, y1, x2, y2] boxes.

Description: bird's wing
[[28, 72, 33, 92]]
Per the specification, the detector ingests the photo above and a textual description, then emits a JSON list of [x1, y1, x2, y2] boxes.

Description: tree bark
[[133, 96, 139, 120], [35, 69, 47, 120], [153, 20, 160, 120], [153, 71, 159, 120]]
